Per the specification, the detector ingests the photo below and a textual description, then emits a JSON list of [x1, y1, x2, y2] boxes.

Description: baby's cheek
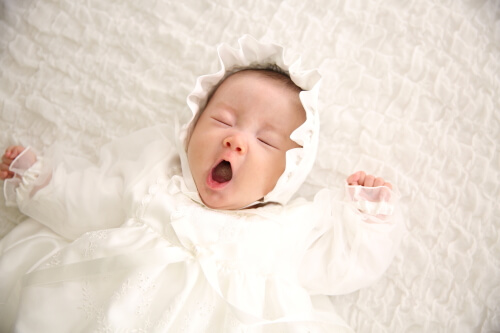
[[268, 156, 286, 187]]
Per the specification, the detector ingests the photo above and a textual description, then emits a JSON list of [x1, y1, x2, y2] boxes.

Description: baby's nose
[[223, 135, 247, 154]]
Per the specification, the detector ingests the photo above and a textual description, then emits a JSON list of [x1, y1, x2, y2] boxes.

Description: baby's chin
[[202, 198, 249, 210], [200, 193, 264, 210]]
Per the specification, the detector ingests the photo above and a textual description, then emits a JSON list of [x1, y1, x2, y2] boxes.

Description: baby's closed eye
[[211, 117, 232, 126], [258, 138, 277, 149]]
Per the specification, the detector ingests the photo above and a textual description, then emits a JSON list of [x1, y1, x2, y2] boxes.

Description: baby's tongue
[[212, 161, 232, 183]]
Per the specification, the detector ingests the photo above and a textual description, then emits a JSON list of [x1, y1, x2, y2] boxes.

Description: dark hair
[[247, 66, 302, 94]]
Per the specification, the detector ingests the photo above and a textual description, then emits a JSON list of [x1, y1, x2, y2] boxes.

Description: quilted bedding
[[0, 0, 498, 331]]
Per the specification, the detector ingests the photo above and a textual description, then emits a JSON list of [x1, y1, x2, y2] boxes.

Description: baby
[[0, 36, 402, 332]]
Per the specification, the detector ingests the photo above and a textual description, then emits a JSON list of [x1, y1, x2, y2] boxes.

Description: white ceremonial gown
[[0, 36, 404, 332]]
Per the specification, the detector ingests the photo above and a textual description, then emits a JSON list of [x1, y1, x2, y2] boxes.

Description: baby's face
[[187, 70, 305, 210]]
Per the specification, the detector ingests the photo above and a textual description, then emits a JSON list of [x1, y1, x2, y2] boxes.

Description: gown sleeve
[[298, 184, 405, 296], [3, 125, 173, 240]]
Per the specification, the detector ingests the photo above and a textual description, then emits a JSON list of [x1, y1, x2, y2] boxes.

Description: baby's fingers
[[373, 177, 385, 187], [2, 154, 13, 165], [5, 145, 25, 159], [348, 171, 393, 190], [0, 164, 14, 180], [364, 175, 375, 187], [347, 171, 366, 186], [347, 172, 359, 185], [0, 171, 14, 180], [374, 177, 393, 190]]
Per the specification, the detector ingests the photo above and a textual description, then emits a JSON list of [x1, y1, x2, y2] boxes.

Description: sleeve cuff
[[3, 147, 42, 207], [345, 182, 399, 217]]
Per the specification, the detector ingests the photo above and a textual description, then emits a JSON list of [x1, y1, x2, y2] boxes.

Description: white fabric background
[[0, 0, 498, 331]]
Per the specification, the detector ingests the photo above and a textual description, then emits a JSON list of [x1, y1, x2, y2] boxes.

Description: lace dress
[[0, 125, 403, 332]]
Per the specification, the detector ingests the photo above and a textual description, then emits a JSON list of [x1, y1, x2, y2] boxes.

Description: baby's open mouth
[[212, 160, 232, 183]]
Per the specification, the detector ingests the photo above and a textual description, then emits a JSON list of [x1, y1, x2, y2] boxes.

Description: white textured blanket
[[1, 0, 498, 331]]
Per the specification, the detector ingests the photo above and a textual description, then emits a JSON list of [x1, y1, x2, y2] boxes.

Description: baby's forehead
[[216, 70, 303, 109], [187, 68, 305, 142]]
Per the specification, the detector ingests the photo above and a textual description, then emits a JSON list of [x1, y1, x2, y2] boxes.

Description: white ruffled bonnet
[[177, 35, 322, 207]]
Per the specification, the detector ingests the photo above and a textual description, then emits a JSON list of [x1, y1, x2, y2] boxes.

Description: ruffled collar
[[176, 35, 322, 207]]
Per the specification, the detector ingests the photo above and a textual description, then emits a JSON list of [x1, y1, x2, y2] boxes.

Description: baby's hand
[[347, 171, 392, 190], [1, 146, 25, 180]]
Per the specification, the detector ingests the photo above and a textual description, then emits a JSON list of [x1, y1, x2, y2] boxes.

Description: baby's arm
[[0, 143, 126, 239], [1, 125, 173, 239], [298, 171, 404, 295], [0, 146, 26, 180]]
